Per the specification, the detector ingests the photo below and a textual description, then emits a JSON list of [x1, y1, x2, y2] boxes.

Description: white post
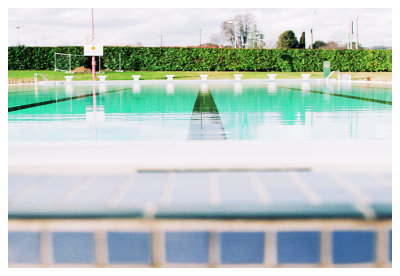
[[233, 74, 242, 80], [166, 75, 175, 81], [132, 75, 141, 81], [356, 15, 359, 49], [200, 75, 208, 81]]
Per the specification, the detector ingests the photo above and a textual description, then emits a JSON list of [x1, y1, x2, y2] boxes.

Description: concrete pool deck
[[9, 140, 391, 174]]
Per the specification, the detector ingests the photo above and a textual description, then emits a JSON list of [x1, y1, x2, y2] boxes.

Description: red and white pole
[[91, 8, 96, 81]]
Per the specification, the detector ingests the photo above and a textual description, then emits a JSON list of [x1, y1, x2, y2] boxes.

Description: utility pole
[[161, 35, 163, 47], [351, 21, 354, 49], [199, 29, 202, 47], [91, 8, 96, 81], [310, 10, 317, 49], [16, 26, 20, 46], [356, 15, 359, 49]]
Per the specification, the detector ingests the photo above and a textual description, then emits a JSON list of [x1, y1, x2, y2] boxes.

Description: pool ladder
[[33, 73, 48, 84], [325, 71, 340, 80]]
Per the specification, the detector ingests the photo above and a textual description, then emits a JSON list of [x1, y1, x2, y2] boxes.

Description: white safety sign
[[84, 44, 103, 56]]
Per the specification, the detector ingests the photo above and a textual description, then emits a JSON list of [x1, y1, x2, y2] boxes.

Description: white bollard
[[64, 76, 74, 82], [200, 75, 208, 81], [233, 74, 243, 80], [98, 76, 107, 82], [166, 75, 175, 81], [267, 74, 277, 80], [132, 75, 141, 81], [301, 74, 311, 80]]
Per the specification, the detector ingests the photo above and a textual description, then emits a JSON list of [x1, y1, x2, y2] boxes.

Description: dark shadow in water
[[188, 89, 226, 140]]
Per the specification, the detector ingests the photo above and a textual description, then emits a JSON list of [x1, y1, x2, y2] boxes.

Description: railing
[[33, 73, 48, 84], [325, 71, 340, 81]]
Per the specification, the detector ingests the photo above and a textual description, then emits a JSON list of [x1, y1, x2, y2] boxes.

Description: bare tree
[[221, 13, 257, 48], [209, 33, 224, 47]]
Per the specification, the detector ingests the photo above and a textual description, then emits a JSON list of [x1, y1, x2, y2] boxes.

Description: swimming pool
[[8, 81, 392, 142], [8, 80, 392, 267]]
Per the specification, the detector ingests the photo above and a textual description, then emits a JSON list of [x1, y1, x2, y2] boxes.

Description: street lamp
[[310, 10, 316, 49], [16, 26, 20, 46]]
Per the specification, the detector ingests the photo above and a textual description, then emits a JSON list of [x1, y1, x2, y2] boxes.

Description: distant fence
[[8, 46, 392, 72]]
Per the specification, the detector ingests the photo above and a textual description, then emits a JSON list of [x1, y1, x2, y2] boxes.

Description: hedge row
[[8, 46, 392, 72]]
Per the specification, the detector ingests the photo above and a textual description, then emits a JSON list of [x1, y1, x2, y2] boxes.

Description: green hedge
[[8, 46, 392, 72]]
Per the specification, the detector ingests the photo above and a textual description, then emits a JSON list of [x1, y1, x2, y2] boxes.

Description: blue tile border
[[219, 232, 265, 264], [52, 232, 95, 264], [8, 227, 392, 266], [165, 231, 209, 263], [8, 231, 41, 264], [277, 231, 320, 264], [107, 232, 152, 264], [332, 231, 376, 264]]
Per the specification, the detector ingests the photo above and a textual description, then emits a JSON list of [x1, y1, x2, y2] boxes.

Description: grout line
[[209, 232, 219, 267], [265, 231, 277, 267], [328, 172, 371, 204], [376, 228, 388, 266], [107, 172, 137, 207], [370, 172, 392, 188], [248, 172, 270, 205], [158, 172, 176, 206], [152, 231, 164, 267], [329, 173, 377, 219], [143, 203, 158, 219], [40, 231, 53, 266], [94, 231, 108, 267], [9, 176, 53, 206], [353, 202, 376, 220], [209, 172, 220, 206], [320, 231, 332, 267], [288, 172, 322, 205]]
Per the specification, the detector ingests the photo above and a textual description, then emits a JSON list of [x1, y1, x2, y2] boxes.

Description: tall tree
[[299, 32, 305, 49], [313, 40, 327, 49], [221, 13, 257, 48], [276, 30, 299, 49]]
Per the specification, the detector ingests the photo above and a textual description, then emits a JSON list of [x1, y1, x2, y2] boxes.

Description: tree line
[[216, 13, 361, 50]]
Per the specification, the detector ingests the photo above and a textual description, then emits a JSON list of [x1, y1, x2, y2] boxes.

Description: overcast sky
[[8, 8, 392, 48]]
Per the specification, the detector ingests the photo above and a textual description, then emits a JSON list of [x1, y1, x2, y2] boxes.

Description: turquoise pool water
[[8, 81, 392, 141]]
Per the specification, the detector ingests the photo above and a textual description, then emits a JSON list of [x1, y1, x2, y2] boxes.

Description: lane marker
[[9, 87, 132, 112], [278, 85, 392, 105]]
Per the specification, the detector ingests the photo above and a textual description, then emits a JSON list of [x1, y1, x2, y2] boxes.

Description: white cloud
[[8, 8, 392, 47]]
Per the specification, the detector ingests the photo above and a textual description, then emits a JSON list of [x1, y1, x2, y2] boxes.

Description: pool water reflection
[[8, 81, 391, 142]]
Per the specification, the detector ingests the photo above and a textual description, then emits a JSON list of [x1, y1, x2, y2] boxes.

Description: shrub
[[8, 46, 392, 72]]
